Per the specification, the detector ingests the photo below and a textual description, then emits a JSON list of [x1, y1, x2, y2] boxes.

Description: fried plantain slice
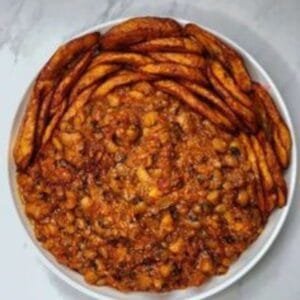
[[180, 79, 241, 128], [41, 100, 67, 147], [251, 91, 273, 140], [257, 131, 287, 208], [101, 17, 182, 50], [273, 129, 289, 170], [252, 82, 291, 168], [207, 67, 257, 133], [62, 84, 98, 123], [13, 81, 52, 170], [15, 33, 101, 169], [228, 53, 252, 93], [89, 51, 154, 69], [154, 80, 235, 132], [92, 71, 155, 98], [210, 60, 253, 109], [39, 32, 100, 80], [35, 89, 54, 148], [239, 133, 266, 214], [140, 63, 208, 85], [185, 23, 251, 92], [13, 92, 40, 169], [250, 134, 277, 212], [50, 51, 93, 114], [129, 37, 203, 53], [250, 135, 274, 192], [184, 24, 227, 61], [149, 52, 206, 68], [70, 64, 120, 102]]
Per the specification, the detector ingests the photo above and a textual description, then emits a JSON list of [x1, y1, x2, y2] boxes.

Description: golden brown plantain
[[62, 84, 98, 123], [129, 37, 203, 53], [92, 71, 155, 98], [13, 81, 52, 170], [101, 17, 182, 50], [180, 79, 241, 128], [70, 64, 120, 102], [41, 100, 67, 147], [154, 80, 235, 132], [140, 63, 208, 85], [14, 32, 100, 169], [35, 89, 54, 148], [210, 60, 253, 109], [89, 52, 154, 69], [252, 82, 291, 168], [251, 91, 273, 140], [251, 135, 277, 212], [185, 23, 251, 92], [207, 67, 257, 133], [50, 51, 93, 114], [149, 52, 205, 68], [239, 133, 266, 214], [257, 131, 287, 208], [39, 32, 100, 80]]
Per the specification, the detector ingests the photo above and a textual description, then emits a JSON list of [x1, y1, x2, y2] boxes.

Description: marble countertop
[[1, 0, 299, 299]]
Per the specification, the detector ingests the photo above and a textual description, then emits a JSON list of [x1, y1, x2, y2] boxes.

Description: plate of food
[[9, 17, 297, 300]]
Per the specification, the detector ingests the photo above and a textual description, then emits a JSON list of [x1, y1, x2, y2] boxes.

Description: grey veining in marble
[[1, 1, 300, 299]]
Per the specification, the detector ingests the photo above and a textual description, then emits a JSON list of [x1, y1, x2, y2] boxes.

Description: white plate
[[8, 17, 298, 300]]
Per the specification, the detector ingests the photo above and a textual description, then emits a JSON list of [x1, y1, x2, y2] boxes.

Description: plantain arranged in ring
[[14, 17, 291, 207], [13, 17, 291, 290]]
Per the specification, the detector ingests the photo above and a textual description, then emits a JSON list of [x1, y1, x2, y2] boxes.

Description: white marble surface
[[1, 0, 300, 299]]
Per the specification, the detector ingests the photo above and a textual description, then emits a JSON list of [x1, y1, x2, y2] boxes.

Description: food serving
[[13, 17, 291, 292]]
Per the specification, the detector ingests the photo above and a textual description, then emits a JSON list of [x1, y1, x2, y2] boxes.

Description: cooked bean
[[236, 190, 250, 206], [143, 111, 159, 127], [207, 190, 221, 205], [212, 138, 228, 153]]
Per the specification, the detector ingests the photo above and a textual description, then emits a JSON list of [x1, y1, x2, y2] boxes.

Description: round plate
[[8, 17, 298, 300]]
